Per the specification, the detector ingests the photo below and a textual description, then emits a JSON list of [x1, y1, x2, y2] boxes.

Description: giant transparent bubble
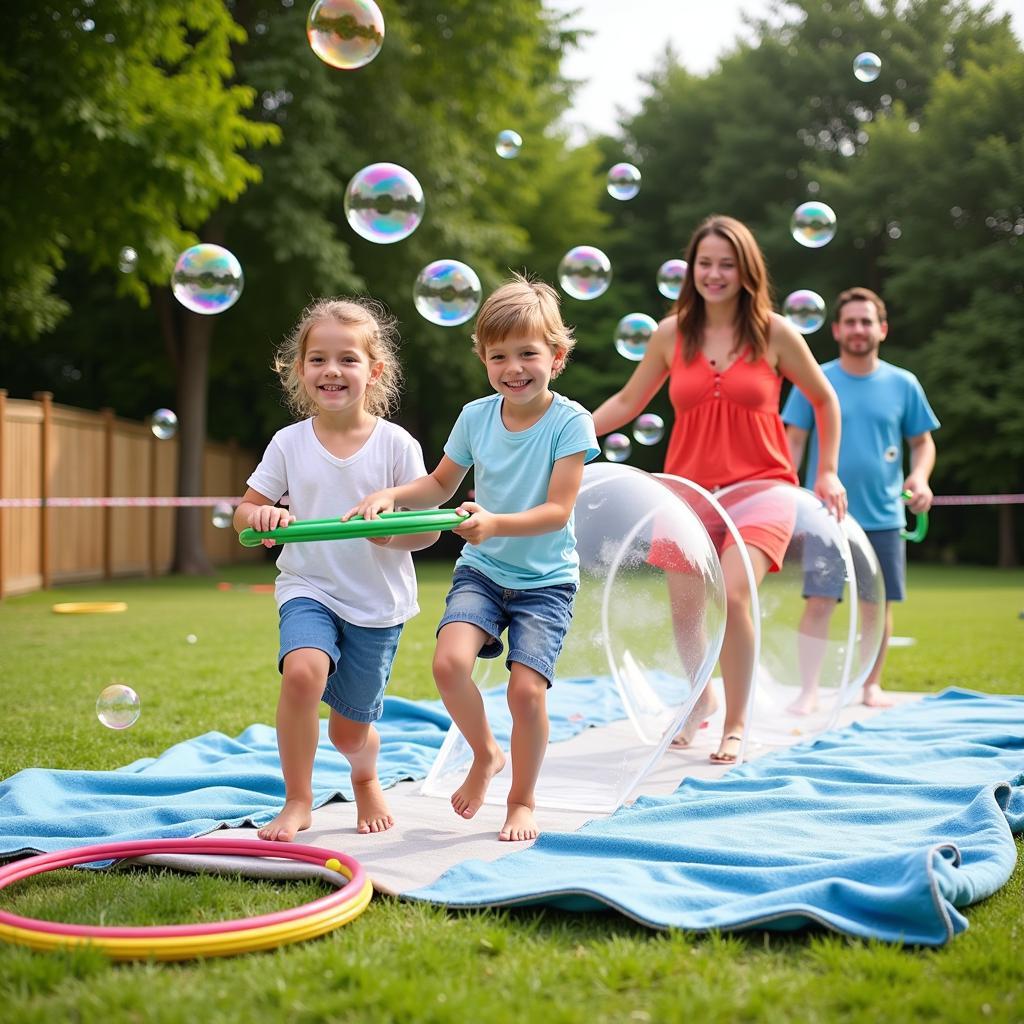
[[783, 289, 827, 334], [413, 259, 482, 326], [841, 515, 886, 701], [344, 162, 424, 244], [307, 0, 385, 70], [171, 244, 244, 315], [790, 201, 837, 248], [557, 245, 612, 301], [614, 312, 657, 361], [421, 463, 726, 812]]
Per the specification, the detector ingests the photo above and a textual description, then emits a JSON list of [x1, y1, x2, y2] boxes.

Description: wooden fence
[[0, 391, 262, 598]]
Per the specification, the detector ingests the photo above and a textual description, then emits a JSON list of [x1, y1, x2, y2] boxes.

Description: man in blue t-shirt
[[782, 287, 939, 708]]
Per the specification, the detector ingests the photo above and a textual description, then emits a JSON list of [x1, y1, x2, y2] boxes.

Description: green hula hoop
[[899, 490, 929, 543], [239, 508, 467, 548]]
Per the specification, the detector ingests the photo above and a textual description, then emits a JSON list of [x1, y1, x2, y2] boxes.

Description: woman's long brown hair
[[675, 215, 774, 363]]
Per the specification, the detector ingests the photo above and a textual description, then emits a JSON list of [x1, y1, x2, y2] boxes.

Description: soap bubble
[[149, 408, 178, 440], [171, 244, 244, 314], [344, 162, 424, 244], [790, 202, 837, 248], [607, 162, 641, 201], [211, 502, 234, 529], [783, 290, 827, 334], [96, 684, 140, 730], [413, 259, 482, 326], [186, 634, 198, 645], [853, 51, 882, 83], [495, 129, 523, 159], [614, 313, 658, 362], [656, 259, 687, 300], [118, 247, 138, 274], [307, 0, 385, 70], [603, 433, 632, 463], [633, 413, 665, 446], [557, 245, 612, 301]]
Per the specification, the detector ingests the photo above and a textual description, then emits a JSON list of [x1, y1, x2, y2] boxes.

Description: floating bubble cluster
[[614, 312, 657, 362], [413, 260, 482, 326], [148, 408, 178, 441], [96, 684, 140, 730], [171, 244, 244, 315], [632, 413, 665, 446], [495, 129, 523, 159], [307, 0, 385, 70], [853, 51, 882, 83], [557, 245, 612, 300], [783, 289, 827, 334], [607, 162, 641, 201], [603, 433, 632, 463], [344, 162, 424, 244], [656, 259, 687, 301], [790, 201, 837, 248]]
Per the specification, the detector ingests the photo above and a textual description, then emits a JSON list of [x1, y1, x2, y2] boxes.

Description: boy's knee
[[329, 718, 370, 755], [281, 656, 327, 701], [432, 648, 471, 691], [506, 672, 547, 716]]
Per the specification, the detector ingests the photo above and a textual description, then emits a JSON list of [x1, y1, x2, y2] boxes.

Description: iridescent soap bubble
[[495, 129, 522, 159], [413, 260, 482, 326], [171, 244, 244, 314], [853, 51, 882, 83], [790, 201, 837, 248], [656, 259, 687, 300], [307, 0, 384, 70], [632, 413, 665, 446], [96, 684, 140, 730], [186, 634, 198, 645], [783, 289, 827, 334], [607, 162, 641, 201], [344, 162, 424, 244], [118, 246, 138, 274], [557, 245, 612, 301], [149, 408, 178, 440], [603, 433, 632, 463], [614, 313, 657, 362], [211, 502, 234, 529]]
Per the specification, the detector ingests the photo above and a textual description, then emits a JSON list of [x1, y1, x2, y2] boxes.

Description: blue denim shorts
[[277, 597, 403, 722], [802, 528, 906, 603], [437, 565, 577, 686]]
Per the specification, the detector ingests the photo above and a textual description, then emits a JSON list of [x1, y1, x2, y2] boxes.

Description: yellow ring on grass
[[52, 602, 128, 614]]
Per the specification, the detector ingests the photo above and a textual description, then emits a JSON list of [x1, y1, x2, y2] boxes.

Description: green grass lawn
[[1, 561, 1022, 1023]]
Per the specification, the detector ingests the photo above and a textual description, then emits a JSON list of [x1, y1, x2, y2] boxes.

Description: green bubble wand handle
[[238, 508, 468, 548], [900, 490, 929, 543]]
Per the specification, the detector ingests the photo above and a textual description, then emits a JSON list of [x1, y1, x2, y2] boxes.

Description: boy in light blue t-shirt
[[348, 275, 598, 842]]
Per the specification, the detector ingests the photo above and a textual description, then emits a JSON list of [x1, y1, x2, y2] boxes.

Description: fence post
[[0, 389, 6, 600], [33, 391, 53, 589], [149, 428, 158, 577], [102, 407, 114, 580]]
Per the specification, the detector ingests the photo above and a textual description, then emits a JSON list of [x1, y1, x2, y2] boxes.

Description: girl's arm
[[233, 487, 295, 548], [772, 315, 847, 519], [591, 317, 674, 436], [344, 455, 470, 521]]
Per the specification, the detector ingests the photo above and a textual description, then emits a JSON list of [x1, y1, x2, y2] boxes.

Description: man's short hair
[[834, 287, 887, 323]]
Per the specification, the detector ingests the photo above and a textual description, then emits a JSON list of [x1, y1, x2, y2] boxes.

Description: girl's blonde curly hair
[[274, 297, 402, 420]]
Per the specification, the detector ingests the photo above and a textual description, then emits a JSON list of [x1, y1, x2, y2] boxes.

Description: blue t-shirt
[[444, 392, 599, 589], [781, 359, 940, 530]]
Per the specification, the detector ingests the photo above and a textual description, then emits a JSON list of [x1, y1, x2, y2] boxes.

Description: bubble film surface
[[307, 0, 384, 70], [171, 244, 244, 314], [96, 684, 140, 730], [853, 51, 882, 83], [413, 260, 482, 326], [656, 259, 687, 300], [614, 312, 657, 362], [495, 129, 523, 159], [557, 245, 612, 301], [344, 162, 424, 244], [790, 201, 837, 248], [633, 413, 665, 446], [783, 290, 827, 334], [607, 162, 641, 200], [603, 433, 632, 463], [149, 408, 178, 441]]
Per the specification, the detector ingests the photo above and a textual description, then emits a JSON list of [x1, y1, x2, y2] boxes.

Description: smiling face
[[832, 298, 888, 359], [299, 320, 383, 417], [481, 334, 565, 412], [692, 232, 743, 307]]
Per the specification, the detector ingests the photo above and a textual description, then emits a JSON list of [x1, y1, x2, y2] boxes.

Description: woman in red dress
[[592, 215, 845, 763]]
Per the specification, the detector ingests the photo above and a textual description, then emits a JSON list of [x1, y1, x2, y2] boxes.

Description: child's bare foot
[[862, 683, 894, 708], [258, 799, 312, 842], [499, 802, 539, 842], [451, 748, 506, 819], [670, 689, 719, 748], [786, 692, 819, 716], [352, 778, 394, 834]]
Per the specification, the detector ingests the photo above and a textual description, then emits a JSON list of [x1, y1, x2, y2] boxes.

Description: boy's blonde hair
[[472, 273, 575, 375], [274, 297, 402, 419]]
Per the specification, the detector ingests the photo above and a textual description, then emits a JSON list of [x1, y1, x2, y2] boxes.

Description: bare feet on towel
[[451, 747, 506, 819], [670, 689, 719, 748], [709, 733, 744, 764], [499, 802, 539, 842], [353, 777, 395, 834], [786, 691, 819, 716], [862, 683, 894, 708], [258, 798, 312, 842]]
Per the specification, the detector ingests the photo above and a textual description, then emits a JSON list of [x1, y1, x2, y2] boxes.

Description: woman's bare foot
[[451, 748, 506, 819], [499, 802, 539, 842], [862, 683, 894, 708], [786, 691, 819, 716], [352, 777, 394, 834], [258, 798, 312, 842], [670, 688, 719, 748]]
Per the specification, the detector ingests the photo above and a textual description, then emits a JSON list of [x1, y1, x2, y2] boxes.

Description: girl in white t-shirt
[[234, 298, 438, 841]]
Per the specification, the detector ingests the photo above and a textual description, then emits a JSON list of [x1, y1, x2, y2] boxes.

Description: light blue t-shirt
[[781, 359, 940, 531], [444, 392, 599, 589]]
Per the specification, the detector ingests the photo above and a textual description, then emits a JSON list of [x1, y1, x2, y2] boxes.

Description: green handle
[[900, 490, 929, 543], [239, 509, 468, 548]]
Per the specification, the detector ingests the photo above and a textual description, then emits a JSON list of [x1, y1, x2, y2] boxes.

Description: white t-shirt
[[247, 418, 428, 627]]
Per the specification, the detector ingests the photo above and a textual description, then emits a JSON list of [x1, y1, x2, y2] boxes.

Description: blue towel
[[0, 677, 623, 859], [408, 689, 1024, 946]]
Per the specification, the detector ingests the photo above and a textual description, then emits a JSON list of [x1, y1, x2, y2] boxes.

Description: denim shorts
[[277, 597, 403, 722], [437, 565, 577, 686], [802, 528, 906, 603]]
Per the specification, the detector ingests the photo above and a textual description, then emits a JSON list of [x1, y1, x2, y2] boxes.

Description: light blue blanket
[[0, 677, 623, 859], [408, 689, 1024, 946]]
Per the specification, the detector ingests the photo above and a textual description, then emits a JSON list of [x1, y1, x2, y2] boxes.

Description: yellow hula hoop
[[52, 602, 128, 614]]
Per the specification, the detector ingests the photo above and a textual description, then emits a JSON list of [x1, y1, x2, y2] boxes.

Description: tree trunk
[[997, 503, 1017, 568]]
